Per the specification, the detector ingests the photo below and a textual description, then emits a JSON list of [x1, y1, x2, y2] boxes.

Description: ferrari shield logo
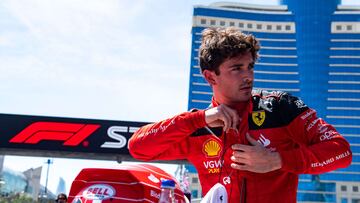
[[252, 111, 266, 126]]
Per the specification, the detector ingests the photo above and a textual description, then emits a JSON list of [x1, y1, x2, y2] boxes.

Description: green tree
[[0, 193, 34, 203]]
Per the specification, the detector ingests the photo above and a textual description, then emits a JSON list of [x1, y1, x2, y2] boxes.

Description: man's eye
[[232, 67, 241, 71]]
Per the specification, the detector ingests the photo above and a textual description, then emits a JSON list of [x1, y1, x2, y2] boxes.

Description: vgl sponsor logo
[[203, 160, 223, 173]]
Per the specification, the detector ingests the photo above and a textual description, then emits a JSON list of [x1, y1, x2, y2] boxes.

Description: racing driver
[[128, 27, 352, 203]]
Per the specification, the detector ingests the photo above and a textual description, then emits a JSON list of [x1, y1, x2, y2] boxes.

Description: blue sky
[[1, 0, 359, 195]]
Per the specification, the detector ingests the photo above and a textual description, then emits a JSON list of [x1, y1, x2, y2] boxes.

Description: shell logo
[[82, 184, 115, 200], [203, 139, 222, 157]]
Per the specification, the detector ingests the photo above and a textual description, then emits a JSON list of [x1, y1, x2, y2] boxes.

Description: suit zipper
[[240, 178, 246, 203]]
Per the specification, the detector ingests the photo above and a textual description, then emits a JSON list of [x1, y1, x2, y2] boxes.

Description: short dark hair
[[199, 27, 260, 75], [56, 193, 67, 202]]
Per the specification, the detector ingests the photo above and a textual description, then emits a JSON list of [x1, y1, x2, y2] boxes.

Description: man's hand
[[204, 104, 240, 132], [230, 133, 282, 173]]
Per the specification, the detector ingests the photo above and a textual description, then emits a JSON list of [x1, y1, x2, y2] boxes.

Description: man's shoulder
[[251, 89, 287, 99], [251, 89, 308, 117], [251, 89, 303, 102], [251, 89, 289, 112]]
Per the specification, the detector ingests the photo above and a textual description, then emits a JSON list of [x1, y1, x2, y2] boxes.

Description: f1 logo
[[9, 122, 100, 146]]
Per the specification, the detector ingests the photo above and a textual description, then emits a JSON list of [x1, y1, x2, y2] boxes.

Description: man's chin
[[242, 89, 252, 95], [235, 97, 251, 102], [237, 91, 252, 101]]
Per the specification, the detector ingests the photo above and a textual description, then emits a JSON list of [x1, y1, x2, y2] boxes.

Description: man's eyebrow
[[229, 63, 244, 68]]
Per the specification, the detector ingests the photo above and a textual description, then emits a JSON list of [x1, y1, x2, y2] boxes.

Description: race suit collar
[[211, 97, 253, 115]]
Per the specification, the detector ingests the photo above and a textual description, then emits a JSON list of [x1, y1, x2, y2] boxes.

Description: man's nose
[[243, 74, 253, 84]]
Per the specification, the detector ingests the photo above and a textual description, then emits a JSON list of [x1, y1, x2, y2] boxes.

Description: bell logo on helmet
[[82, 184, 115, 200]]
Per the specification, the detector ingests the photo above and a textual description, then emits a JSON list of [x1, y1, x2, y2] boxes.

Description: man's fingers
[[231, 163, 249, 171], [232, 150, 251, 159], [231, 144, 253, 152], [220, 107, 232, 132], [231, 155, 250, 165], [246, 133, 261, 146], [204, 104, 241, 133], [207, 120, 224, 128], [222, 105, 240, 131]]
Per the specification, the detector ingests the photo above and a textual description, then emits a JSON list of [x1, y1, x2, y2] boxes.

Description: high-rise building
[[0, 166, 51, 200], [23, 166, 42, 200], [56, 177, 66, 195], [187, 1, 360, 202]]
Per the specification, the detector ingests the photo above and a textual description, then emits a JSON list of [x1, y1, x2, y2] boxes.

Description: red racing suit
[[128, 90, 352, 203]]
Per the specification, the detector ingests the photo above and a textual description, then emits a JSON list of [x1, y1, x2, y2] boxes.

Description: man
[[128, 27, 352, 202], [55, 193, 67, 203]]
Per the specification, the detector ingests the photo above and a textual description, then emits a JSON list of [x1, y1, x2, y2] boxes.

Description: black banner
[[0, 113, 149, 162]]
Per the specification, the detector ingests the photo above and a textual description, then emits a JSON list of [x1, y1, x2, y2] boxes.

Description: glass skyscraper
[[187, 1, 360, 202]]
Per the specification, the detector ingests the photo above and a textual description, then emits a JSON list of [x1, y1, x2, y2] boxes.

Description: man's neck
[[212, 97, 249, 113], [229, 101, 248, 112]]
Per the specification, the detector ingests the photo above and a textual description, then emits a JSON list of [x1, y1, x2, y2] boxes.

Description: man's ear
[[203, 70, 217, 86]]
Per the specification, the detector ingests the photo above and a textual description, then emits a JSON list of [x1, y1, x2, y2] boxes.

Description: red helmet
[[68, 163, 186, 203]]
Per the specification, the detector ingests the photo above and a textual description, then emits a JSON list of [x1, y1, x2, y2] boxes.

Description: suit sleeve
[[277, 93, 352, 174], [128, 110, 207, 161]]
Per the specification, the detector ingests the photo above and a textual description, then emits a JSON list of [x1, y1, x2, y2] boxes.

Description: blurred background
[[0, 0, 359, 202]]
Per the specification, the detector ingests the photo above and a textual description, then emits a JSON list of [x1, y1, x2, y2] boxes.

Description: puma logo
[[257, 134, 270, 147]]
